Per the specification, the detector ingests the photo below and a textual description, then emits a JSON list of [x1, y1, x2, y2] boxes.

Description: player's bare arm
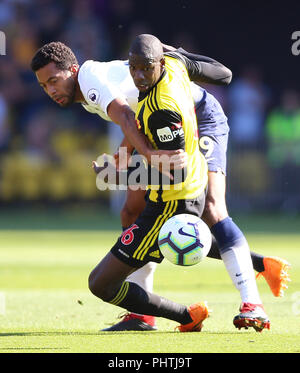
[[107, 97, 188, 173], [92, 157, 129, 187], [107, 97, 147, 155]]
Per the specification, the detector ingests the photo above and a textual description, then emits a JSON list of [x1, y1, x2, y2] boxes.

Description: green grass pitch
[[0, 212, 300, 354]]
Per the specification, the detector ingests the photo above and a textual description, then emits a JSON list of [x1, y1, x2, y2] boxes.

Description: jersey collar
[[138, 69, 166, 102]]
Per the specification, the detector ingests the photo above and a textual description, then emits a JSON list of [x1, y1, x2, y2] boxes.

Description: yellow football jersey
[[135, 54, 208, 202]]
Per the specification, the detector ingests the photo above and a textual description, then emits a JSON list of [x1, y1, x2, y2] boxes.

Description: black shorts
[[110, 193, 206, 268]]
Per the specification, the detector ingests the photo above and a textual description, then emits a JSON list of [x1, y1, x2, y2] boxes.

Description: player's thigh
[[121, 188, 147, 227], [202, 171, 228, 226], [114, 196, 206, 267], [198, 134, 229, 226], [123, 188, 147, 216], [207, 170, 227, 205], [113, 201, 167, 268]]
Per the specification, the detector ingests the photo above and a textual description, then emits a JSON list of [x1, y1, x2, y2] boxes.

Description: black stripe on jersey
[[147, 90, 155, 113], [149, 86, 156, 111], [153, 85, 159, 111], [146, 82, 160, 113], [137, 102, 146, 132], [157, 187, 163, 203]]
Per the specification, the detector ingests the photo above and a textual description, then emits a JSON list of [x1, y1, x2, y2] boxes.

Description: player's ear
[[70, 64, 79, 75], [160, 57, 165, 70]]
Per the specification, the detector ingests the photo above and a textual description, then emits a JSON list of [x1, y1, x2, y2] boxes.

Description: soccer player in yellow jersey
[[132, 51, 208, 204], [88, 34, 211, 331]]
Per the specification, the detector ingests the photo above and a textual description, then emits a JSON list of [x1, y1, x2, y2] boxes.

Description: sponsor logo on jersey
[[171, 122, 182, 129], [157, 125, 184, 142], [149, 250, 161, 258]]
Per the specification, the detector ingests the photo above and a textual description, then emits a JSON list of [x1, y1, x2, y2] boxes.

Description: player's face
[[129, 54, 164, 92], [35, 62, 77, 107]]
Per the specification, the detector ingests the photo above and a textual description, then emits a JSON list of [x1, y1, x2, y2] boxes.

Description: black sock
[[250, 252, 265, 272], [108, 281, 192, 325], [207, 235, 265, 272], [207, 236, 221, 259]]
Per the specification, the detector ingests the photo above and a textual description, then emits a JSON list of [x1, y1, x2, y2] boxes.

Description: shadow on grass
[[0, 332, 100, 337], [0, 347, 69, 350], [0, 330, 244, 337]]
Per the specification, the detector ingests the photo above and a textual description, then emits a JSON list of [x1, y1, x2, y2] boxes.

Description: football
[[158, 214, 212, 266]]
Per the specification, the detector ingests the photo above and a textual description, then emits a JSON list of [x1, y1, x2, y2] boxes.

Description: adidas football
[[158, 214, 212, 266]]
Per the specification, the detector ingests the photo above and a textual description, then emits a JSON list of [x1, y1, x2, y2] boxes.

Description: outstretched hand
[[149, 149, 188, 170]]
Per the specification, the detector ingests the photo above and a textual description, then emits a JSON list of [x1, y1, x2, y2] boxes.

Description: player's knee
[[88, 271, 109, 301], [88, 270, 121, 302], [202, 195, 228, 226], [88, 270, 101, 297], [203, 195, 217, 215]]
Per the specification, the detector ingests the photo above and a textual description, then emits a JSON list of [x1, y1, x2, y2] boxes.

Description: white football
[[158, 214, 212, 266]]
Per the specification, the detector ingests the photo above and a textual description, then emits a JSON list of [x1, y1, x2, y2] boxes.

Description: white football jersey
[[78, 59, 204, 122], [78, 60, 138, 121]]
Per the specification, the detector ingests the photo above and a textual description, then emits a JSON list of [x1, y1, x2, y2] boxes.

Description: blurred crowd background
[[0, 0, 299, 217]]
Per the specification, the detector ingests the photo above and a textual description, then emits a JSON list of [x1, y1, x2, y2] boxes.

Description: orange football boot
[[256, 256, 291, 297], [177, 301, 210, 332]]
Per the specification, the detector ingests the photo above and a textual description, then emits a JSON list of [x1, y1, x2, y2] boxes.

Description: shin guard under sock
[[108, 281, 192, 324]]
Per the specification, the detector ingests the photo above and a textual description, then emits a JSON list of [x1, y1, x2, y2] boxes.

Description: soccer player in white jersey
[[31, 41, 290, 332]]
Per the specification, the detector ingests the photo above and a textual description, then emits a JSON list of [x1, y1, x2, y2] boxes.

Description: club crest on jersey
[[157, 126, 184, 142], [87, 89, 100, 104]]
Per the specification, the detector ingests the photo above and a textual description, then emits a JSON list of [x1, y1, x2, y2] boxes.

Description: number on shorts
[[199, 136, 214, 159], [121, 224, 139, 245]]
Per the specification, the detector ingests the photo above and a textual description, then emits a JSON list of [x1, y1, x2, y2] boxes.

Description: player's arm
[[148, 109, 185, 150], [107, 98, 188, 174], [93, 106, 187, 185], [113, 135, 135, 170], [107, 97, 152, 159], [117, 136, 135, 156], [92, 155, 148, 190], [81, 65, 183, 167], [92, 156, 130, 187], [147, 109, 187, 184], [163, 46, 232, 85]]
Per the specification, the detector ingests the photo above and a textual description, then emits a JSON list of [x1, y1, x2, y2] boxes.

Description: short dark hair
[[129, 34, 164, 62], [31, 41, 78, 72]]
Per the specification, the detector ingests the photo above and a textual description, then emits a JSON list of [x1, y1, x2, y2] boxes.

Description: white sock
[[221, 239, 262, 304]]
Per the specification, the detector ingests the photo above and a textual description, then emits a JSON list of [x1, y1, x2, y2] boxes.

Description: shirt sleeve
[[147, 109, 186, 185], [147, 109, 185, 151], [164, 49, 232, 86], [78, 62, 127, 117]]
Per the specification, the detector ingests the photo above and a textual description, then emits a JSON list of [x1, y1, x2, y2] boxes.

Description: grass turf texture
[[0, 210, 300, 353]]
